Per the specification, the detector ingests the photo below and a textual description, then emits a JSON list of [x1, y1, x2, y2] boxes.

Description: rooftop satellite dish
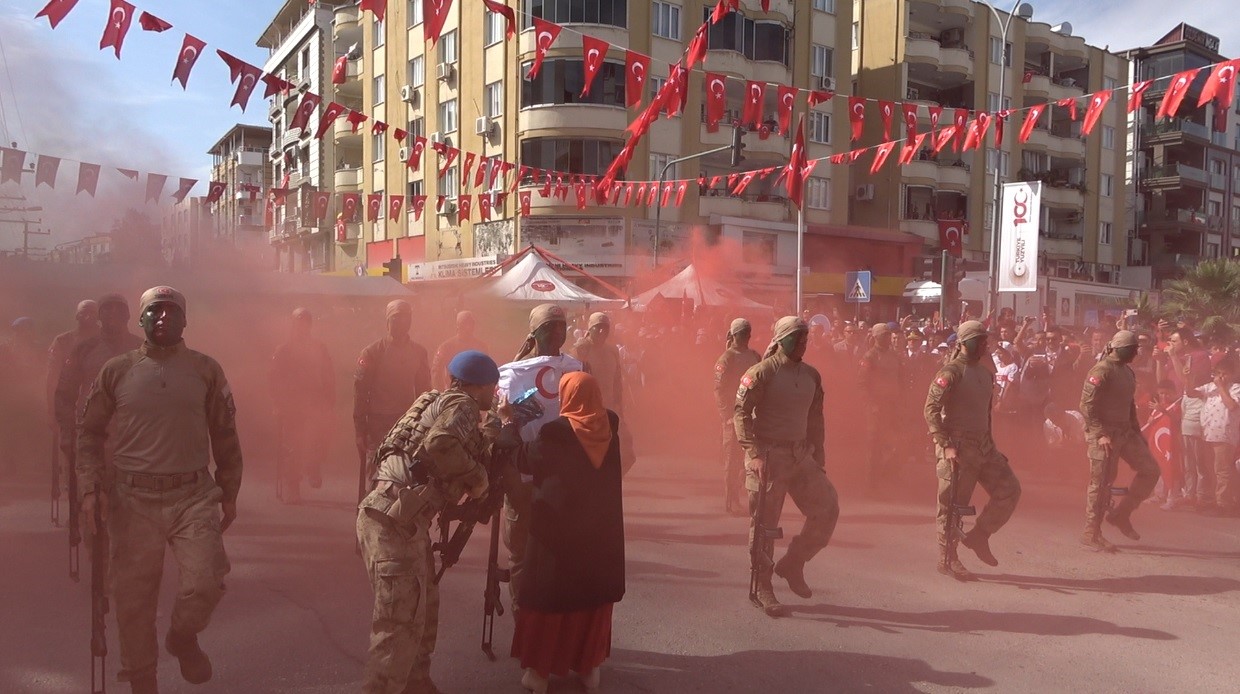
[[1052, 21, 1073, 37], [1017, 3, 1034, 19]]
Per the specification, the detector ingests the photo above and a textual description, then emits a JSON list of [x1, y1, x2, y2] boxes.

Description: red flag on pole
[[786, 115, 808, 208], [848, 97, 865, 142], [938, 219, 964, 257], [777, 85, 797, 136], [204, 180, 225, 204], [35, 155, 60, 188], [581, 35, 610, 97], [332, 55, 348, 84], [171, 34, 206, 89], [171, 178, 196, 203], [1018, 104, 1045, 143], [742, 81, 766, 129], [527, 17, 561, 80], [137, 11, 171, 32], [705, 73, 727, 132], [878, 100, 895, 140], [311, 191, 331, 221], [99, 0, 134, 59], [35, 0, 80, 29], [483, 0, 516, 40], [1081, 90, 1112, 136], [625, 51, 650, 107], [388, 195, 404, 221]]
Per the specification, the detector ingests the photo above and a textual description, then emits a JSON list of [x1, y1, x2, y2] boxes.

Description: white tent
[[474, 251, 626, 306], [632, 264, 771, 311]]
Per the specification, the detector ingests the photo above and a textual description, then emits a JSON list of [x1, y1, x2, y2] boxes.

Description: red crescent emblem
[[534, 366, 558, 399], [935, 376, 949, 387], [1088, 375, 1101, 386], [1154, 427, 1172, 462], [740, 375, 753, 388], [853, 103, 864, 117]]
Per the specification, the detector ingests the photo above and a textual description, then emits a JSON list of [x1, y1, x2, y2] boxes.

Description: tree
[[1158, 258, 1240, 340]]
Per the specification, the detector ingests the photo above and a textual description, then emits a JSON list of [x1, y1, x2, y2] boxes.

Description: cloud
[[1030, 0, 1238, 56]]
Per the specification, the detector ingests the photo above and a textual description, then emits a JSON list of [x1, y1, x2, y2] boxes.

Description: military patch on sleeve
[[715, 362, 725, 373], [935, 376, 949, 388], [740, 375, 754, 388], [1088, 375, 1101, 386], [220, 382, 237, 418]]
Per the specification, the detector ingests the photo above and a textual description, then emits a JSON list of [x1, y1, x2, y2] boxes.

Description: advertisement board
[[997, 181, 1042, 293]]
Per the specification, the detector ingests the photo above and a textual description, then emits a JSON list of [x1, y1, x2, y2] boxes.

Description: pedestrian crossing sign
[[845, 271, 872, 303]]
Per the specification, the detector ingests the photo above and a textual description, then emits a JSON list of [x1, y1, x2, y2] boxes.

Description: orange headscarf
[[558, 371, 612, 469]]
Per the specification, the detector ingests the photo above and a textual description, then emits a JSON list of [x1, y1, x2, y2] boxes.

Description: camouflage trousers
[[722, 422, 745, 504], [357, 507, 439, 694], [502, 461, 534, 607], [1085, 429, 1160, 530], [935, 435, 1021, 549], [746, 442, 840, 571], [109, 473, 229, 682]]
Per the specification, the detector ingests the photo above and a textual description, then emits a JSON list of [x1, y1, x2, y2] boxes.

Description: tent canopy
[[471, 251, 626, 306], [632, 264, 771, 312]]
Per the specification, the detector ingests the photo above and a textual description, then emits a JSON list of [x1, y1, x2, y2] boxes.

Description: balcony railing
[[1147, 163, 1208, 184], [1139, 209, 1224, 229], [1038, 257, 1122, 284], [1151, 118, 1209, 140]]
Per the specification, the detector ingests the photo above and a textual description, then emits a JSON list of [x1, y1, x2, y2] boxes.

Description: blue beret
[[448, 350, 500, 385]]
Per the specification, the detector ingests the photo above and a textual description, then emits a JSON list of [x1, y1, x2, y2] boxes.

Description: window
[[1208, 200, 1222, 216], [527, 0, 628, 28], [704, 11, 791, 66], [1099, 221, 1112, 245], [851, 22, 859, 50], [407, 0, 423, 27], [521, 59, 628, 107], [813, 0, 837, 12], [811, 45, 833, 78], [808, 111, 830, 144], [373, 17, 384, 47], [372, 132, 385, 162], [1232, 204, 1240, 223], [902, 185, 936, 220], [408, 117, 424, 140], [485, 8, 506, 46], [439, 31, 458, 64], [1102, 126, 1115, 149], [408, 180, 424, 200], [439, 99, 458, 132], [807, 178, 831, 210], [986, 149, 1009, 175], [987, 92, 1011, 112], [989, 37, 1011, 66], [439, 166, 459, 199], [648, 76, 667, 102], [373, 75, 385, 105], [1210, 159, 1226, 175], [408, 56, 424, 88], [742, 230, 777, 263], [1103, 77, 1117, 91], [652, 2, 680, 40], [1207, 242, 1220, 258], [300, 47, 311, 73], [486, 81, 503, 118], [1101, 173, 1113, 196], [984, 202, 994, 229], [519, 138, 628, 177], [650, 152, 677, 180]]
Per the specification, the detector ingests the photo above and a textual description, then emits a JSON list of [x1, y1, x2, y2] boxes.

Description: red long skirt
[[510, 604, 614, 678]]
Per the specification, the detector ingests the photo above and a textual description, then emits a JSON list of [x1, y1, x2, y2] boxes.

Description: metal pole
[[652, 144, 736, 270], [985, 1, 1023, 318], [939, 249, 949, 322], [796, 205, 805, 313]]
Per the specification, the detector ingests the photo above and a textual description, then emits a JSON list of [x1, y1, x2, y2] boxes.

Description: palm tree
[[1158, 259, 1240, 339]]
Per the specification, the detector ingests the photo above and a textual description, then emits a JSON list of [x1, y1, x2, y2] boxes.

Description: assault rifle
[[944, 456, 976, 567], [90, 498, 108, 693], [67, 444, 81, 582], [748, 457, 783, 609], [51, 430, 61, 527]]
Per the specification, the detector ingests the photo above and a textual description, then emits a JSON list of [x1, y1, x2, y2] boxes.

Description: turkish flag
[[777, 85, 797, 136], [527, 17, 561, 80], [870, 141, 897, 174], [898, 133, 927, 165], [1056, 97, 1078, 121], [474, 156, 489, 189], [462, 152, 476, 188], [332, 56, 348, 84], [786, 115, 808, 208], [848, 97, 865, 141], [342, 193, 361, 222], [1023, 70, 1034, 84], [171, 34, 206, 90], [171, 178, 196, 203], [372, 121, 388, 137], [1019, 104, 1045, 143], [424, 0, 451, 45], [673, 181, 689, 208], [962, 113, 990, 151], [36, 0, 80, 29], [99, 0, 134, 59], [742, 81, 766, 129], [290, 92, 322, 132], [1199, 58, 1240, 109], [581, 35, 610, 97], [315, 102, 347, 139], [704, 72, 727, 132], [732, 171, 757, 195], [497, 161, 513, 190], [686, 24, 708, 70], [993, 110, 1010, 147], [1145, 406, 1182, 491], [365, 193, 382, 222], [539, 171, 552, 198], [438, 147, 459, 180], [137, 11, 171, 32], [118, 168, 139, 180], [388, 195, 405, 221], [952, 109, 969, 150], [393, 128, 407, 143], [665, 62, 687, 117], [620, 182, 632, 206], [625, 51, 650, 107], [1081, 90, 1112, 136], [483, 0, 516, 40], [203, 179, 225, 203], [1127, 80, 1152, 113], [4, 148, 28, 184], [938, 219, 964, 257], [335, 216, 347, 242], [927, 105, 943, 131], [458, 195, 472, 221], [478, 192, 492, 221], [808, 90, 833, 107], [902, 102, 919, 139], [574, 182, 587, 210], [555, 175, 569, 201], [263, 73, 293, 99], [878, 100, 895, 140], [145, 174, 166, 203], [519, 190, 532, 216], [412, 195, 427, 221], [348, 110, 368, 133], [658, 182, 673, 208], [829, 153, 847, 165], [311, 191, 332, 220], [360, 0, 386, 22], [219, 51, 262, 111], [35, 155, 59, 188], [407, 136, 426, 171]]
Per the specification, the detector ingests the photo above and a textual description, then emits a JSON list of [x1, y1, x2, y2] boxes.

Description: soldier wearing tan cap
[[430, 310, 488, 392], [860, 322, 906, 493], [714, 318, 761, 514], [47, 300, 98, 427]]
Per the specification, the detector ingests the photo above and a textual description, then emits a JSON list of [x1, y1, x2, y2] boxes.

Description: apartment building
[[854, 0, 1131, 307], [160, 196, 213, 268], [1122, 24, 1240, 289], [207, 124, 274, 268], [258, 0, 361, 273], [355, 0, 852, 287]]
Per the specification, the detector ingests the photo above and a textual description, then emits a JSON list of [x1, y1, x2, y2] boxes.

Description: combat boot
[[1106, 510, 1141, 540], [128, 673, 158, 694], [165, 629, 212, 684], [752, 574, 789, 618], [774, 554, 813, 598], [961, 528, 999, 567], [1080, 529, 1119, 553], [937, 551, 974, 581]]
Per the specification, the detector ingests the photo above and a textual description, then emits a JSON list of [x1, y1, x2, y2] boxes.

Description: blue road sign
[[844, 271, 872, 304]]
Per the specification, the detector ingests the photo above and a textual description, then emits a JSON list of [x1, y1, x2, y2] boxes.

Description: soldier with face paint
[[1079, 330, 1161, 552], [924, 321, 1022, 581], [735, 317, 841, 617], [77, 286, 243, 693], [715, 318, 761, 515]]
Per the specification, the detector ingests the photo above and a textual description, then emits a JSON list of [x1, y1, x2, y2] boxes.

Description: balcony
[[334, 116, 361, 144], [904, 160, 939, 186], [1211, 172, 1227, 189], [938, 46, 974, 79], [334, 60, 362, 99], [702, 49, 791, 86], [1140, 208, 1223, 230], [281, 128, 303, 149], [1041, 232, 1083, 256], [906, 36, 942, 67], [937, 160, 971, 191], [700, 192, 789, 223], [1041, 183, 1085, 209], [1145, 163, 1209, 189], [1047, 77, 1085, 102], [899, 219, 938, 240], [1047, 127, 1085, 159], [1024, 73, 1051, 100], [1146, 118, 1210, 143], [238, 215, 263, 229], [519, 103, 630, 135], [235, 151, 265, 168], [335, 167, 362, 191], [938, 0, 973, 16], [332, 4, 360, 42]]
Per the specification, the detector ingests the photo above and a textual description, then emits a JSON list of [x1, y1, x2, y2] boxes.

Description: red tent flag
[[35, 0, 80, 30], [705, 72, 727, 132], [848, 97, 865, 142], [172, 34, 206, 89], [581, 36, 610, 98], [1081, 89, 1112, 137], [527, 17, 561, 80], [742, 81, 766, 129], [938, 219, 964, 257], [625, 51, 650, 108], [1156, 70, 1196, 120], [483, 0, 516, 40], [99, 0, 135, 59]]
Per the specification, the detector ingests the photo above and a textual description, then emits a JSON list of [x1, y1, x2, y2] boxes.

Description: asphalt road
[[3, 455, 1239, 693]]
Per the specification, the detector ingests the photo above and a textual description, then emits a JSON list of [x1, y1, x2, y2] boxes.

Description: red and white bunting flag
[[388, 194, 404, 221], [145, 174, 166, 203], [870, 141, 896, 174], [424, 0, 452, 45], [898, 133, 927, 165], [171, 177, 196, 203], [475, 156, 489, 189], [1019, 104, 1045, 143], [622, 182, 634, 206], [438, 147, 459, 180], [777, 85, 797, 136], [462, 152, 476, 188], [932, 126, 957, 154], [458, 195, 472, 221], [35, 0, 80, 29], [659, 181, 675, 208], [625, 51, 650, 108], [527, 17, 561, 80], [99, 0, 135, 59], [674, 181, 689, 207], [1056, 97, 1078, 121], [581, 35, 610, 97], [117, 168, 139, 180], [938, 219, 964, 257], [962, 112, 990, 151], [315, 102, 347, 139], [878, 100, 895, 140], [412, 195, 427, 220], [952, 109, 969, 150], [393, 128, 407, 142], [646, 182, 659, 207], [829, 153, 846, 165], [262, 73, 293, 98], [519, 190, 532, 216], [902, 102, 919, 138], [171, 34, 206, 89], [575, 182, 588, 210], [732, 171, 757, 195], [555, 174, 569, 201], [1081, 90, 1112, 136], [332, 55, 348, 84], [785, 115, 808, 208], [483, 0, 516, 40], [289, 92, 322, 132], [360, 0, 387, 22], [1127, 80, 1152, 113], [665, 62, 687, 117], [848, 97, 865, 141], [335, 216, 347, 242], [406, 136, 426, 171], [137, 11, 171, 32], [219, 51, 262, 111], [478, 192, 492, 221], [348, 110, 368, 133], [1199, 58, 1240, 109], [372, 120, 388, 136], [539, 171, 552, 198], [686, 24, 708, 70], [496, 161, 513, 189], [994, 110, 1010, 147], [808, 89, 834, 107], [311, 191, 331, 220], [367, 193, 384, 222], [742, 81, 766, 129], [342, 193, 361, 222], [35, 155, 60, 188], [204, 180, 225, 204]]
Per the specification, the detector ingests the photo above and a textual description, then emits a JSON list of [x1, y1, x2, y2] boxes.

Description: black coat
[[513, 413, 625, 613]]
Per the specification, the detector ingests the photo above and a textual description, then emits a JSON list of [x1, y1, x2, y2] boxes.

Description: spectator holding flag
[[1192, 356, 1240, 516]]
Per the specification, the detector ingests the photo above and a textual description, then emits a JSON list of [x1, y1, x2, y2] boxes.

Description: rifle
[[481, 503, 509, 661], [748, 456, 783, 609], [51, 429, 61, 527], [68, 445, 81, 583], [90, 498, 108, 693], [944, 456, 977, 562]]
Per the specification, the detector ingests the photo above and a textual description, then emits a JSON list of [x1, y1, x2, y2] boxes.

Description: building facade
[[1122, 24, 1240, 289], [160, 197, 214, 268], [353, 0, 853, 288], [207, 124, 274, 269], [854, 0, 1131, 304]]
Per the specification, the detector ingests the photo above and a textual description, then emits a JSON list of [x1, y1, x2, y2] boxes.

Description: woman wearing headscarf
[[499, 372, 624, 694]]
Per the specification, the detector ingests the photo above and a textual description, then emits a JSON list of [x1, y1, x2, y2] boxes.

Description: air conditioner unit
[[436, 63, 454, 81], [439, 198, 458, 215], [474, 116, 494, 136], [429, 131, 444, 146], [400, 84, 418, 104], [398, 146, 410, 162], [819, 76, 835, 91], [855, 184, 875, 201], [297, 81, 311, 93]]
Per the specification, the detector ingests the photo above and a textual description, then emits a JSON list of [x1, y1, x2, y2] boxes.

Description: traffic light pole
[[651, 125, 745, 270]]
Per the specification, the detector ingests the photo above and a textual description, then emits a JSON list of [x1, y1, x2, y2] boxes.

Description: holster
[[362, 480, 445, 533]]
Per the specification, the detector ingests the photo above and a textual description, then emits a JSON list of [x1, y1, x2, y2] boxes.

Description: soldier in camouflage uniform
[[357, 351, 499, 694], [715, 318, 760, 515], [571, 312, 637, 474], [1079, 330, 1160, 552], [78, 287, 242, 693], [924, 321, 1022, 581], [860, 322, 905, 493], [47, 299, 97, 486], [735, 316, 840, 617]]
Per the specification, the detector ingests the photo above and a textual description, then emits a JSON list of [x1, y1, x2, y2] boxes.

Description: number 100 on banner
[[997, 181, 1042, 293]]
